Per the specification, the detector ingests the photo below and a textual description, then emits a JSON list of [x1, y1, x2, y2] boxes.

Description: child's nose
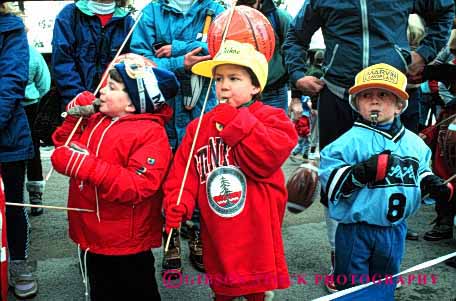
[[219, 79, 230, 90]]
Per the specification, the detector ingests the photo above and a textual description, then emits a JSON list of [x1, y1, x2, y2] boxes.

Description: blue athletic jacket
[[319, 119, 432, 226], [0, 13, 33, 162], [51, 1, 134, 105], [283, 0, 455, 99]]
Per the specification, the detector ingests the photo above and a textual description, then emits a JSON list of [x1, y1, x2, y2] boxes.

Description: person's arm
[[51, 115, 86, 147], [319, 145, 393, 204], [130, 9, 187, 75], [282, 0, 322, 86], [162, 121, 200, 220], [0, 22, 28, 130], [51, 8, 85, 105], [171, 40, 209, 56], [33, 49, 51, 99], [171, 5, 225, 56], [414, 0, 455, 63], [214, 104, 298, 179]]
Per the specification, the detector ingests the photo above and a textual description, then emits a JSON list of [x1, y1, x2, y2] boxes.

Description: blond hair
[[407, 14, 425, 50]]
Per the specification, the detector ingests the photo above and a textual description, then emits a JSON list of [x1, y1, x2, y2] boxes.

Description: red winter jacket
[[294, 115, 310, 137], [52, 106, 173, 255], [164, 101, 297, 296]]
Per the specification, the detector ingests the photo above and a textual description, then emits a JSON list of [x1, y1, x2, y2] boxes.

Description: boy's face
[[356, 88, 403, 124], [214, 64, 260, 108], [99, 77, 136, 117]]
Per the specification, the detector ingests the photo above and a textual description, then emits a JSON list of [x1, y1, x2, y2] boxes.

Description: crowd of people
[[0, 0, 455, 300]]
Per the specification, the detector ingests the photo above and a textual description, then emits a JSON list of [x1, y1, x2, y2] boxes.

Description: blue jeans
[[335, 222, 406, 291], [261, 85, 288, 111], [292, 136, 310, 156]]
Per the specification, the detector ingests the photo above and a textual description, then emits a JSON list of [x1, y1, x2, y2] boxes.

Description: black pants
[[317, 86, 356, 151], [400, 87, 421, 134], [24, 103, 43, 182], [87, 250, 161, 301], [1, 160, 29, 260], [435, 193, 456, 226], [318, 87, 356, 206]]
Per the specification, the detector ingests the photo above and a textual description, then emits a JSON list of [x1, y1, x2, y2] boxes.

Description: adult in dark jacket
[[51, 0, 134, 105], [0, 2, 36, 298], [283, 0, 455, 293]]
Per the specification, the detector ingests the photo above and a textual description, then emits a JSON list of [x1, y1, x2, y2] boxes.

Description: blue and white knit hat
[[114, 62, 179, 114]]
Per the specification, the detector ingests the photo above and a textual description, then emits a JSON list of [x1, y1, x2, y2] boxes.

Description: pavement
[[8, 148, 456, 301]]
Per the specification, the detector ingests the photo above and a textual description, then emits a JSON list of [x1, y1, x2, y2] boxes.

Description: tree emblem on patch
[[206, 166, 247, 218]]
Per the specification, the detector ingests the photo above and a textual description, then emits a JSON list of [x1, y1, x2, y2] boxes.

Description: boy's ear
[[251, 86, 261, 96], [126, 103, 136, 113], [395, 100, 404, 114]]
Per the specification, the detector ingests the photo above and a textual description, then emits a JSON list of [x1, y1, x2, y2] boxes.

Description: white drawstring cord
[[93, 118, 119, 222], [77, 245, 90, 301]]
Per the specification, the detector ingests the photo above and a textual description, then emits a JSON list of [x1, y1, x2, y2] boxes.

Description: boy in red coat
[[292, 113, 311, 159], [51, 57, 179, 300], [164, 40, 297, 301]]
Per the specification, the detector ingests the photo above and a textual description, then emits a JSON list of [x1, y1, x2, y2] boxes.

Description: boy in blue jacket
[[319, 63, 453, 293]]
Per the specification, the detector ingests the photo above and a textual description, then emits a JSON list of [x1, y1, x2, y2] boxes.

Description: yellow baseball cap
[[192, 40, 268, 92], [349, 63, 409, 113]]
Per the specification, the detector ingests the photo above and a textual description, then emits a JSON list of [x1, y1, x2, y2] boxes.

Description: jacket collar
[[354, 117, 405, 142]]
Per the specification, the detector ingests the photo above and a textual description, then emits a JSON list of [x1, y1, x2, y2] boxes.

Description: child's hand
[[421, 175, 454, 203], [165, 204, 188, 234], [51, 142, 97, 181], [212, 103, 238, 130], [352, 151, 392, 184], [66, 91, 97, 112]]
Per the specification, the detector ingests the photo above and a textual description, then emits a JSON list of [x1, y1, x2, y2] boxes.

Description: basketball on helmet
[[286, 161, 320, 213], [207, 5, 275, 62]]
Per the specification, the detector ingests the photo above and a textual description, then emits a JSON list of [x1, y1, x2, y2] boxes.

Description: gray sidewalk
[[9, 149, 456, 300]]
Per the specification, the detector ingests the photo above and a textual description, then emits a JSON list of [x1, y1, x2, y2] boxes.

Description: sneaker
[[162, 229, 182, 278], [423, 224, 453, 241], [29, 192, 44, 216], [188, 227, 204, 272], [325, 251, 338, 293], [325, 270, 338, 293], [9, 260, 38, 299], [406, 229, 419, 241]]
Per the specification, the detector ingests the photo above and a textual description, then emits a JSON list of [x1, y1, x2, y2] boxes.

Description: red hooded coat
[[52, 106, 173, 255]]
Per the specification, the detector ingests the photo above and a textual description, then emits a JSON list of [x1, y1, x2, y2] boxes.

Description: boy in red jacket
[[164, 40, 297, 301], [292, 113, 311, 159], [51, 57, 179, 300]]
